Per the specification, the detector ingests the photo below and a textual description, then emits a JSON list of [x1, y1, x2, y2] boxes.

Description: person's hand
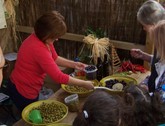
[[74, 62, 87, 71], [139, 84, 149, 91], [130, 49, 144, 60], [82, 81, 94, 90]]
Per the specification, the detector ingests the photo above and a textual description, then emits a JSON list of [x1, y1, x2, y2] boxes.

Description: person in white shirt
[[150, 20, 165, 91]]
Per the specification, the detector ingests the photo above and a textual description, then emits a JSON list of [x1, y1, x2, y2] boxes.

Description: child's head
[[73, 90, 121, 126], [137, 0, 165, 32], [123, 85, 165, 126], [124, 84, 151, 104], [150, 20, 165, 62]]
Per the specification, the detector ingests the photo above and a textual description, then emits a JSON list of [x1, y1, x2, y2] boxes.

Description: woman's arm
[[56, 56, 87, 71], [0, 47, 5, 86], [67, 76, 94, 90], [130, 49, 152, 62]]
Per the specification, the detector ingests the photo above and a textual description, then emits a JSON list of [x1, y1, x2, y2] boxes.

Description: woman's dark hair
[[122, 85, 165, 126], [34, 11, 67, 42], [73, 90, 121, 126]]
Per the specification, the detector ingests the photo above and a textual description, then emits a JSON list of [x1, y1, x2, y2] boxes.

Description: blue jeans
[[6, 79, 38, 112]]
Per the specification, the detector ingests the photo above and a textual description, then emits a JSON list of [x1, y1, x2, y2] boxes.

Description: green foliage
[[78, 44, 94, 64], [78, 27, 107, 64], [85, 27, 106, 38]]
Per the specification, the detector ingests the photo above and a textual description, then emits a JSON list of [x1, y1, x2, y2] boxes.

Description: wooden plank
[[16, 25, 33, 33], [16, 25, 146, 51]]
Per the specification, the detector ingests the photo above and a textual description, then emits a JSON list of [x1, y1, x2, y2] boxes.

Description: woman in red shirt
[[7, 11, 94, 111]]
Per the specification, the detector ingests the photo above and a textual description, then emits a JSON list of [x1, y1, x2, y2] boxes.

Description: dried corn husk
[[83, 34, 110, 64], [0, 0, 19, 52]]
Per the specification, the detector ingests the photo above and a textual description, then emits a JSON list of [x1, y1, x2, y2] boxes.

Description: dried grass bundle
[[83, 34, 110, 64], [2, 0, 19, 52]]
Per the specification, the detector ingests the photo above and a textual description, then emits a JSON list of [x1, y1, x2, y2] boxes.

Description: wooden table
[[13, 71, 150, 126]]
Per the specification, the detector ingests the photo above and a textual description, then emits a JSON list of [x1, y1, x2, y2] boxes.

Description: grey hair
[[137, 0, 165, 25]]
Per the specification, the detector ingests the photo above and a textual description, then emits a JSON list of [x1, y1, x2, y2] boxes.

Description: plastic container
[[74, 57, 85, 76], [64, 94, 79, 112], [39, 87, 54, 100], [160, 84, 165, 103], [84, 65, 97, 80], [29, 109, 42, 124]]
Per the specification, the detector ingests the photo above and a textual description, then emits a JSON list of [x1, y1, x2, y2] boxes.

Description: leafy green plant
[[85, 27, 106, 38]]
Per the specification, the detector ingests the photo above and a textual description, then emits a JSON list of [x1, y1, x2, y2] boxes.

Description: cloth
[[10, 33, 69, 99], [6, 79, 38, 112], [147, 49, 159, 92], [155, 61, 165, 91]]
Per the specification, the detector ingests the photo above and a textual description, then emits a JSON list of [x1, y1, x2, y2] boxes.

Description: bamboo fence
[[15, 0, 148, 60]]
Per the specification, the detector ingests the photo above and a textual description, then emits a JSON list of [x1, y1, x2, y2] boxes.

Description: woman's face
[[142, 24, 154, 32], [45, 38, 59, 44]]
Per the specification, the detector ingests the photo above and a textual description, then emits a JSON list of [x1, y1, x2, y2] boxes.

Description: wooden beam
[[16, 25, 146, 51], [16, 25, 33, 33]]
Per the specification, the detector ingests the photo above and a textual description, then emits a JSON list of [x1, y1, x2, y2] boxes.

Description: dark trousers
[[6, 79, 38, 112]]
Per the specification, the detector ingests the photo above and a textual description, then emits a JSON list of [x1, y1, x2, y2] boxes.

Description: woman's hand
[[68, 76, 94, 90], [74, 62, 87, 71], [130, 48, 152, 62], [139, 84, 149, 91], [130, 49, 144, 59], [82, 81, 94, 90]]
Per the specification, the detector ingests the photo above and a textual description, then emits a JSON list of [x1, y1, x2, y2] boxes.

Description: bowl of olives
[[100, 75, 137, 94], [84, 65, 97, 80], [22, 100, 68, 126], [61, 76, 102, 97]]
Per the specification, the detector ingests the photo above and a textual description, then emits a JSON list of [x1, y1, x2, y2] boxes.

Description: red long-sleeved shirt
[[10, 33, 69, 99]]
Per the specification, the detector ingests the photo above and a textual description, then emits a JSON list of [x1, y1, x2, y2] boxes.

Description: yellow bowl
[[100, 75, 137, 94], [22, 100, 68, 126], [61, 76, 102, 97]]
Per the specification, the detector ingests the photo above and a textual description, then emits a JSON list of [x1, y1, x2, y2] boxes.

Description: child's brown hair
[[123, 85, 165, 126], [73, 90, 122, 126]]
